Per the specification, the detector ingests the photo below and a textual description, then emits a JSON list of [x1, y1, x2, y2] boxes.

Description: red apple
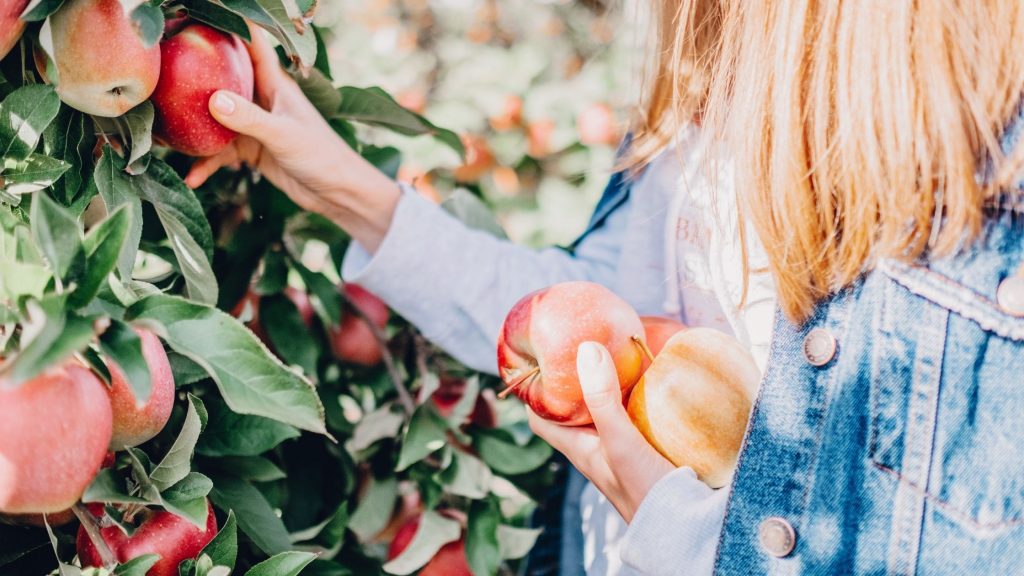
[[0, 508, 77, 528], [527, 119, 555, 157], [387, 516, 472, 576], [0, 363, 113, 513], [452, 135, 495, 183], [0, 0, 29, 60], [77, 500, 218, 576], [151, 23, 254, 157], [371, 486, 423, 544], [47, 0, 161, 117], [640, 316, 688, 361], [105, 328, 175, 450], [577, 103, 618, 146], [627, 328, 760, 488], [331, 284, 390, 367], [432, 377, 498, 429], [497, 281, 646, 426]]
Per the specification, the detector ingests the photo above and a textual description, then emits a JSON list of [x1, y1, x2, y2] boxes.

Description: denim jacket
[[715, 121, 1024, 573]]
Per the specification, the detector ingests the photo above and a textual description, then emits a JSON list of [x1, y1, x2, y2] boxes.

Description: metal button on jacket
[[758, 517, 797, 558], [997, 274, 1024, 317], [803, 328, 837, 367]]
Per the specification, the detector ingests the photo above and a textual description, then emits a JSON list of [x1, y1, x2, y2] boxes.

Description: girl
[[537, 1, 1024, 574], [185, 2, 769, 573]]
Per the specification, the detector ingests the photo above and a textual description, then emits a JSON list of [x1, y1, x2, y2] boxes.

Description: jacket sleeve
[[341, 185, 633, 374], [618, 467, 729, 576]]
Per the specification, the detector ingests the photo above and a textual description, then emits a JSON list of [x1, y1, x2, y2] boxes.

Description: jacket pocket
[[869, 258, 1024, 530]]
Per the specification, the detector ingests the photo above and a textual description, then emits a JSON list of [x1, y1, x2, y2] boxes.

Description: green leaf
[[360, 146, 401, 180], [440, 449, 492, 499], [81, 468, 150, 505], [150, 394, 208, 491], [127, 294, 328, 434], [180, 0, 251, 40], [345, 405, 404, 454], [20, 0, 66, 21], [347, 475, 396, 543], [197, 397, 300, 457], [336, 86, 464, 158], [245, 551, 317, 576], [292, 67, 340, 118], [113, 554, 160, 576], [93, 101, 154, 174], [94, 147, 143, 281], [216, 456, 286, 482], [209, 473, 292, 555], [290, 504, 348, 552], [381, 511, 461, 575], [261, 292, 319, 376], [292, 264, 341, 329], [1, 154, 71, 195], [0, 301, 94, 387], [97, 319, 151, 405], [130, 3, 164, 48], [0, 84, 61, 161], [43, 105, 93, 205], [496, 525, 542, 561], [30, 192, 85, 282], [74, 204, 132, 307], [220, 0, 316, 68], [474, 429, 553, 475], [161, 472, 214, 527], [312, 25, 331, 80], [466, 499, 501, 576], [441, 189, 508, 239], [199, 510, 238, 570], [135, 159, 217, 304], [396, 405, 448, 472]]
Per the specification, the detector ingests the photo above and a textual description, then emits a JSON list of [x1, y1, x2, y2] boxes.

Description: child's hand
[[528, 342, 675, 523]]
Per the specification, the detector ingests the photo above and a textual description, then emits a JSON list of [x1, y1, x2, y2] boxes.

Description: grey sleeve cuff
[[620, 467, 728, 576]]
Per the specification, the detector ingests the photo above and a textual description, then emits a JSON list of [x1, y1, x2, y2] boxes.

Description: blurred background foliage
[[315, 0, 644, 247]]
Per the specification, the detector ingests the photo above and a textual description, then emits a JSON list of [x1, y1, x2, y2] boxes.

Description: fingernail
[[212, 92, 235, 115], [577, 342, 602, 368]]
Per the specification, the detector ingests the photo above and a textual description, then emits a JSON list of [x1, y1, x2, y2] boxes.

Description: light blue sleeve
[[341, 186, 632, 374], [617, 467, 728, 576]]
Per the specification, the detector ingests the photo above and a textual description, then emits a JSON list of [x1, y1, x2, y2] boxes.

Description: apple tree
[[0, 0, 556, 574]]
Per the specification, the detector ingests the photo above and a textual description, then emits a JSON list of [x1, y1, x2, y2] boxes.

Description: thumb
[[577, 342, 631, 435], [209, 91, 279, 142]]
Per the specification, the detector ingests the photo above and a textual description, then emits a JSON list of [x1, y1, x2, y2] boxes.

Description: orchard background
[[0, 0, 640, 574]]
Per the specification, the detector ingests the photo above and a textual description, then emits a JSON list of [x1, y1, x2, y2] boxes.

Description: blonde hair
[[627, 0, 726, 168], [638, 0, 1024, 321]]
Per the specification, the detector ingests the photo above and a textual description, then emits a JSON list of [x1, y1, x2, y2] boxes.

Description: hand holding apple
[[497, 281, 646, 426], [183, 24, 401, 255], [527, 342, 674, 523], [151, 22, 254, 157]]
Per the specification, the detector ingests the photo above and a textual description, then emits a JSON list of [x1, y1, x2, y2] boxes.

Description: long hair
[[640, 0, 1024, 321], [626, 0, 726, 168]]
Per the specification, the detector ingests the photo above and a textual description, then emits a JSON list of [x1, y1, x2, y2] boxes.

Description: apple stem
[[631, 335, 655, 364], [498, 366, 540, 399], [72, 502, 117, 570], [340, 289, 415, 416]]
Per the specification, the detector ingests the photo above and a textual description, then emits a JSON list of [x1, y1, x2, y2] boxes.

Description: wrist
[[324, 163, 402, 254]]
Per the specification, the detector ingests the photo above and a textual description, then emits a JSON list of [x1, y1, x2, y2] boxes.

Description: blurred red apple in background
[[47, 0, 161, 116], [78, 500, 218, 576], [105, 328, 175, 449], [0, 364, 112, 513], [577, 102, 617, 146], [0, 0, 29, 60], [387, 515, 472, 576], [151, 22, 254, 156], [497, 281, 646, 425], [432, 376, 498, 428], [627, 328, 760, 488], [331, 284, 390, 366]]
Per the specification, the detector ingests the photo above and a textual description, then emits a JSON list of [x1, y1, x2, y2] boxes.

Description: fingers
[[246, 22, 289, 87], [209, 90, 282, 143], [577, 342, 652, 459], [185, 145, 239, 188]]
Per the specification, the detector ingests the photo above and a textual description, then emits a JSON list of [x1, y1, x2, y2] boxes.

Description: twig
[[340, 289, 415, 416], [498, 366, 540, 399], [631, 335, 655, 364], [72, 503, 116, 570]]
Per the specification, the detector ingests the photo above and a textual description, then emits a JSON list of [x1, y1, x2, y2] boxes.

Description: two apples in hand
[[497, 281, 760, 488]]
